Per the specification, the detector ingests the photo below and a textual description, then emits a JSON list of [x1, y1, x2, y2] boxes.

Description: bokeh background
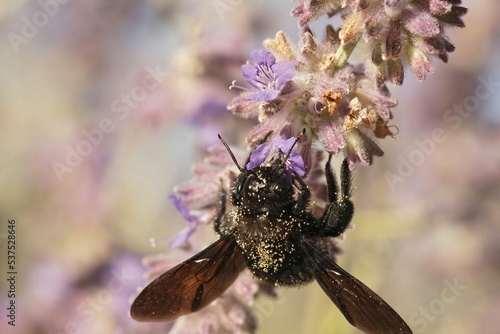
[[0, 1, 499, 333]]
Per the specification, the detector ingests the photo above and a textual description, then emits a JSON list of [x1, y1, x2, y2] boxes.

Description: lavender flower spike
[[241, 49, 295, 101]]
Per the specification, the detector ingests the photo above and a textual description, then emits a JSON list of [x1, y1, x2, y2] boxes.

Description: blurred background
[[0, 1, 498, 333]]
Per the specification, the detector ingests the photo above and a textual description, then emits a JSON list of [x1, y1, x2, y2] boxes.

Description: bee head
[[218, 130, 306, 208]]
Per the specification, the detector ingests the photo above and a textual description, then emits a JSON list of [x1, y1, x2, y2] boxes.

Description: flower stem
[[334, 38, 360, 71]]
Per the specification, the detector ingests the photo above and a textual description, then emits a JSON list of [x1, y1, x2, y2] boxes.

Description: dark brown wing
[[131, 235, 246, 322], [300, 239, 413, 334]]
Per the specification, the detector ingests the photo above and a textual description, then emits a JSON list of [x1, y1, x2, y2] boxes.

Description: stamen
[[388, 125, 400, 139], [257, 64, 274, 81], [149, 235, 171, 248], [229, 80, 250, 91]]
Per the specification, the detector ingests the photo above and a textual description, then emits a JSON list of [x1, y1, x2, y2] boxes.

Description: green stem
[[333, 38, 360, 71]]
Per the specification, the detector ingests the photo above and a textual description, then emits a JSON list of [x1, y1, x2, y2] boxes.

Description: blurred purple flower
[[241, 49, 295, 101], [168, 194, 198, 249], [246, 137, 306, 177], [166, 144, 246, 251]]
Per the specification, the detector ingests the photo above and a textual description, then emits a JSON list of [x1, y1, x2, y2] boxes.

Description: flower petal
[[250, 49, 276, 66], [246, 142, 272, 170], [271, 61, 295, 91], [318, 119, 346, 154], [246, 137, 305, 176], [344, 129, 384, 168], [169, 225, 195, 249], [286, 153, 306, 177], [169, 194, 197, 223], [241, 49, 295, 102], [245, 90, 280, 102], [241, 64, 260, 89], [168, 194, 198, 248]]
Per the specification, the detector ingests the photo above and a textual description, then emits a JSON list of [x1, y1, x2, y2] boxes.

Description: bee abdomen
[[238, 237, 313, 286]]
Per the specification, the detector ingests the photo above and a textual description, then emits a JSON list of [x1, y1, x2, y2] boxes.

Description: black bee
[[131, 130, 413, 334]]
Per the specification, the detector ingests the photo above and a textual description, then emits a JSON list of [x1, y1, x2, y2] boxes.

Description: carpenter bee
[[131, 130, 413, 334]]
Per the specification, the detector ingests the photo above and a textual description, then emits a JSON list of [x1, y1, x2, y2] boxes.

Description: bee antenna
[[283, 128, 306, 164], [218, 134, 245, 172]]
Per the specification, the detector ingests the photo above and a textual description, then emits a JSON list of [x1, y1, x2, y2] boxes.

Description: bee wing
[[131, 235, 246, 322], [300, 239, 413, 334]]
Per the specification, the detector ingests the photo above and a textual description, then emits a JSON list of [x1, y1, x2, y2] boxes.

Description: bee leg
[[324, 154, 339, 203], [292, 174, 312, 215], [214, 182, 227, 236], [319, 158, 354, 237]]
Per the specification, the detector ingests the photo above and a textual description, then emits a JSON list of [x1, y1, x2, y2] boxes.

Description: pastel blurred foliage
[[0, 1, 499, 334]]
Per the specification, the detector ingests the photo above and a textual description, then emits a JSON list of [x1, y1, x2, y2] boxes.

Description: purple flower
[[167, 144, 247, 248], [168, 194, 198, 249], [241, 49, 295, 101], [246, 137, 306, 176]]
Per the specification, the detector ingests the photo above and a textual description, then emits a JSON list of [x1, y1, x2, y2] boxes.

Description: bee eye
[[274, 184, 286, 193], [273, 175, 291, 193], [239, 174, 256, 195]]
